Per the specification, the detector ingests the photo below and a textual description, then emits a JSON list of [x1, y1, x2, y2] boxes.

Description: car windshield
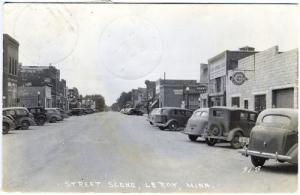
[[151, 108, 161, 115], [262, 115, 291, 127]]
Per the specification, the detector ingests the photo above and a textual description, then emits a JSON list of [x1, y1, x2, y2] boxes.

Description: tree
[[85, 94, 106, 112]]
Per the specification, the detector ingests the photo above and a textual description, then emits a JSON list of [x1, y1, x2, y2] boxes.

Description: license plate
[[239, 137, 249, 144]]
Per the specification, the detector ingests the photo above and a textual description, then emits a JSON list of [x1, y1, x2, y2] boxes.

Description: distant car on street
[[45, 108, 63, 123], [27, 107, 47, 126], [71, 108, 85, 116], [3, 107, 35, 130], [183, 108, 209, 141], [2, 115, 15, 134], [240, 108, 298, 167], [84, 108, 95, 114], [55, 108, 69, 119], [127, 108, 144, 116], [204, 107, 257, 149], [148, 107, 193, 131]]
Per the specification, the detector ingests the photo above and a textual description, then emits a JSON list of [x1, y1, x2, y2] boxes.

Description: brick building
[[208, 46, 257, 107], [145, 80, 157, 112], [227, 46, 298, 113], [131, 88, 147, 111], [156, 79, 200, 110], [199, 63, 209, 108], [18, 85, 52, 108], [18, 65, 61, 108], [3, 34, 19, 107], [58, 79, 69, 110]]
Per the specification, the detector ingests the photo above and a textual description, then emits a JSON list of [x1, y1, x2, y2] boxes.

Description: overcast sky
[[3, 3, 298, 105]]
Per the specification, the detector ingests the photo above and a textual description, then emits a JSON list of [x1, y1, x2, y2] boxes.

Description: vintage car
[[71, 108, 85, 116], [183, 108, 209, 141], [147, 108, 161, 125], [3, 107, 35, 130], [127, 108, 144, 116], [45, 108, 63, 122], [204, 107, 257, 149], [148, 107, 193, 131], [240, 108, 298, 167], [27, 107, 47, 126], [2, 115, 15, 134], [55, 108, 69, 119]]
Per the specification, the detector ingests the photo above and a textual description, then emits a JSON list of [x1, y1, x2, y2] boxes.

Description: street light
[[186, 86, 190, 109], [37, 91, 41, 107]]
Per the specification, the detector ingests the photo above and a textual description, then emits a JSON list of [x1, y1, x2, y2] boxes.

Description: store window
[[244, 100, 249, 109], [231, 97, 240, 107]]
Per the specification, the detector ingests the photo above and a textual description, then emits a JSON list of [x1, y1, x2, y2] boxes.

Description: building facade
[[131, 88, 147, 111], [227, 46, 298, 113], [156, 79, 200, 110], [58, 79, 69, 110], [18, 65, 61, 108], [208, 46, 257, 107], [199, 63, 209, 108], [3, 34, 19, 107], [18, 85, 52, 108]]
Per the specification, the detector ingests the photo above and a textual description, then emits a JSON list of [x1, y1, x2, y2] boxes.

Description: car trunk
[[248, 125, 289, 155]]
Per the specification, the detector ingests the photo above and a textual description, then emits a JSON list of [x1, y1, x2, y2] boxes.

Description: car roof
[[160, 107, 192, 111], [210, 106, 257, 113], [194, 108, 209, 112], [3, 107, 28, 110]]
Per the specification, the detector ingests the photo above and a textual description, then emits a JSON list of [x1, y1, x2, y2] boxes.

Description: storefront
[[227, 46, 298, 112]]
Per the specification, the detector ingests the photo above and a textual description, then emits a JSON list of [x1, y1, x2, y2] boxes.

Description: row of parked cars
[[120, 108, 144, 116], [2, 107, 95, 134], [147, 106, 298, 167]]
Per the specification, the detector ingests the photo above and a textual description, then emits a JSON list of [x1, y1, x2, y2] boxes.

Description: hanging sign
[[231, 72, 247, 85]]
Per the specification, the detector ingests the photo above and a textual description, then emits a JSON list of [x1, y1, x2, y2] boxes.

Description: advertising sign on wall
[[209, 57, 226, 80]]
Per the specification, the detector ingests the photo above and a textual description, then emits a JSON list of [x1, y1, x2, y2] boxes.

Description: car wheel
[[158, 126, 166, 130], [188, 135, 198, 141], [251, 156, 266, 167], [149, 122, 153, 125], [168, 121, 178, 131], [37, 117, 46, 126], [21, 121, 30, 130], [51, 117, 57, 123], [206, 138, 217, 146], [3, 123, 9, 134], [230, 131, 243, 149]]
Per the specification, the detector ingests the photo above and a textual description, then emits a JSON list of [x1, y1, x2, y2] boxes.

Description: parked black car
[[3, 107, 35, 130], [240, 108, 298, 167], [127, 108, 144, 116], [71, 108, 85, 116], [27, 107, 47, 126], [148, 107, 193, 131], [204, 107, 257, 149]]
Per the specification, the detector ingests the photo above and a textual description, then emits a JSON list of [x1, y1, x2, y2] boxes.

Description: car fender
[[226, 128, 244, 141], [286, 144, 298, 164], [165, 119, 178, 127]]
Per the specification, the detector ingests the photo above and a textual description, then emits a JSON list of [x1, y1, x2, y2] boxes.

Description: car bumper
[[183, 128, 202, 136], [239, 148, 292, 161], [153, 122, 168, 128]]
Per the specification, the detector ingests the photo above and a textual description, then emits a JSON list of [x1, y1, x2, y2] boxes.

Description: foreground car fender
[[286, 144, 298, 164]]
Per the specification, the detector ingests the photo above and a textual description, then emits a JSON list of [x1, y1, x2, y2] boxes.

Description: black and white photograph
[[1, 0, 299, 193]]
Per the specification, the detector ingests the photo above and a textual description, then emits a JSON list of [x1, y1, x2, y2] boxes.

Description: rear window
[[192, 111, 202, 117], [262, 115, 291, 126]]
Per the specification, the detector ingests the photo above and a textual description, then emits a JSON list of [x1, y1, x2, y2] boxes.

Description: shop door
[[272, 88, 294, 108], [254, 95, 266, 113]]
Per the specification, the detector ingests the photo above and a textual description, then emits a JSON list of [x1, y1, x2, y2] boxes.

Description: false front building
[[227, 46, 298, 113]]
